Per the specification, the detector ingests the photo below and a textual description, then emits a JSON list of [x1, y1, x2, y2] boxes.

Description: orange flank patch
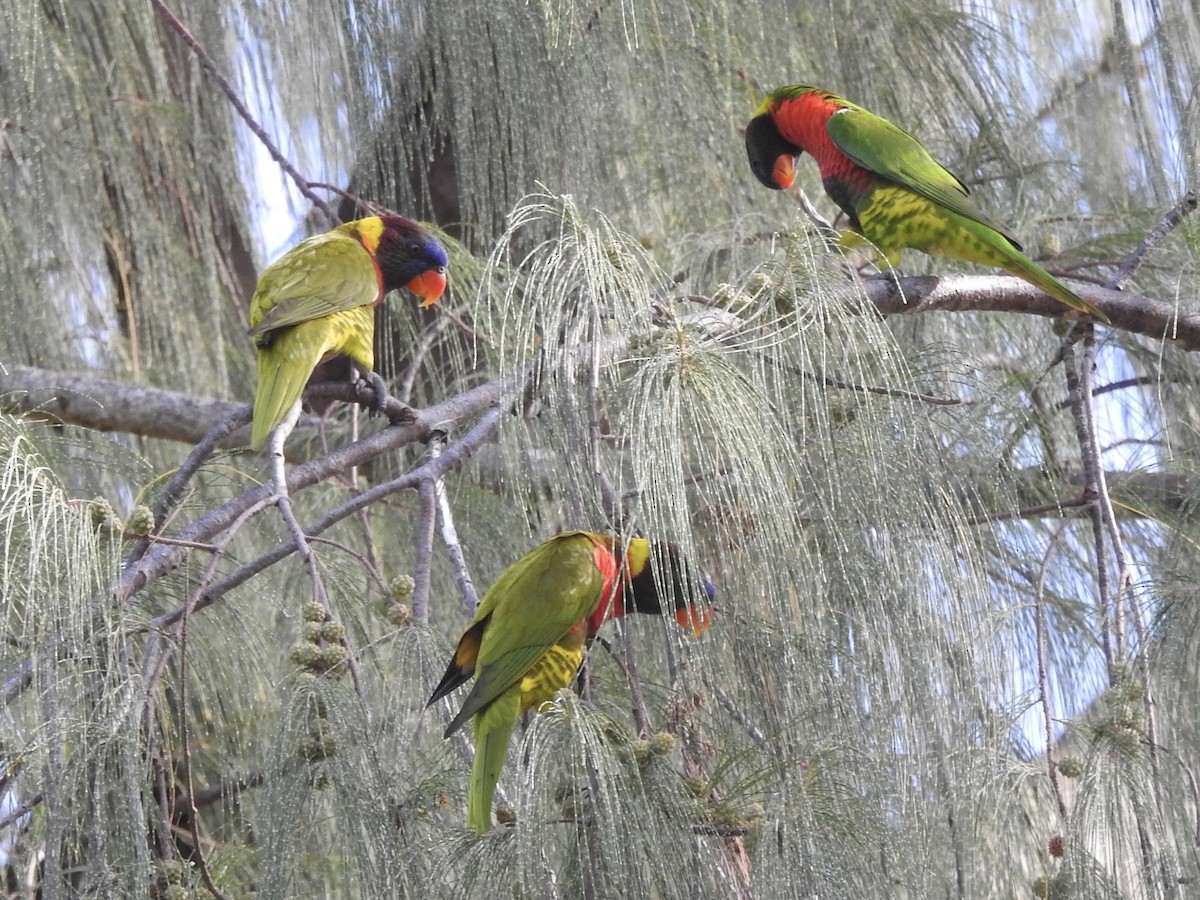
[[454, 630, 481, 670]]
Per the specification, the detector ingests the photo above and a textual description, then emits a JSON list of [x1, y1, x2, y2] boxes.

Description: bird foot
[[354, 371, 390, 418], [354, 372, 420, 426]]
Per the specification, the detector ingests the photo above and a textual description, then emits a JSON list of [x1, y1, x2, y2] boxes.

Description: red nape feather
[[771, 92, 867, 188], [585, 542, 624, 634]]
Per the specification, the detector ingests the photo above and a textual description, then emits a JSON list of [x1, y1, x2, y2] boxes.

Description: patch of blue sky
[[230, 15, 349, 266]]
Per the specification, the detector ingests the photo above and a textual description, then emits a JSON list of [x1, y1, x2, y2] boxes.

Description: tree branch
[[149, 0, 336, 222], [139, 405, 506, 634], [428, 437, 480, 616], [118, 378, 514, 603], [859, 275, 1199, 345], [0, 365, 248, 445], [1109, 191, 1198, 289]]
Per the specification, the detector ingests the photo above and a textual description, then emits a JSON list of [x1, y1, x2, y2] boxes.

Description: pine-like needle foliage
[[2, 0, 1200, 896]]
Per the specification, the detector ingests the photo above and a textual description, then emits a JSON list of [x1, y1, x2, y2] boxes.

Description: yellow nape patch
[[624, 538, 651, 577], [754, 96, 777, 117], [349, 216, 384, 255]]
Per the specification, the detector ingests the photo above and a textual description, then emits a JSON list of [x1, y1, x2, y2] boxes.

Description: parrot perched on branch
[[426, 531, 716, 833], [744, 85, 1109, 322], [247, 215, 449, 451]]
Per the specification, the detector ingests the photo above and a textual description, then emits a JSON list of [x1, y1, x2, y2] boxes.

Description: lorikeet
[[427, 531, 716, 833], [247, 215, 449, 451], [745, 85, 1109, 322]]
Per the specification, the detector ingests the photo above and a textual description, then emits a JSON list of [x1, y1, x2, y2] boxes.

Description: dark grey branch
[[861, 275, 1200, 348]]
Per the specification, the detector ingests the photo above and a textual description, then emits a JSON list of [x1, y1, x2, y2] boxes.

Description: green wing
[[247, 230, 381, 339], [443, 532, 604, 734], [825, 104, 1020, 246]]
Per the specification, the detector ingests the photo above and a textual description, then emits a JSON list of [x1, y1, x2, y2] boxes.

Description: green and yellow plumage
[[247, 216, 448, 451], [427, 531, 715, 833], [429, 531, 610, 833], [745, 85, 1109, 322]]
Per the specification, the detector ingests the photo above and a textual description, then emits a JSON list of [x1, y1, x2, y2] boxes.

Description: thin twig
[[411, 472, 438, 624], [124, 534, 221, 552], [305, 535, 390, 597], [143, 494, 277, 701], [141, 406, 506, 633], [177, 573, 230, 900], [1081, 330, 1132, 653], [710, 684, 768, 750], [707, 334, 961, 408], [802, 366, 962, 406], [152, 406, 253, 529], [264, 408, 366, 696], [965, 495, 1094, 527], [1034, 520, 1071, 820], [1062, 338, 1116, 666], [1055, 196, 1194, 686], [0, 791, 42, 832], [306, 182, 390, 217], [149, 0, 336, 222], [149, 750, 174, 859], [122, 405, 252, 572], [38, 654, 63, 900], [1109, 191, 1198, 289], [428, 438, 480, 615], [617, 620, 652, 739], [1053, 376, 1163, 408]]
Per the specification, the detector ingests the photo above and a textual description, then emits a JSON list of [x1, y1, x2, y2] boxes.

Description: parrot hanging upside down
[[426, 531, 716, 833], [744, 85, 1109, 322], [247, 215, 449, 452]]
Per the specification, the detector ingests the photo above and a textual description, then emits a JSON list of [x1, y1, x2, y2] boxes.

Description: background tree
[[2, 0, 1199, 897]]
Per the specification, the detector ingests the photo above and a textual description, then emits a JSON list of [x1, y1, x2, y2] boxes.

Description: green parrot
[[426, 531, 715, 833], [745, 85, 1109, 322], [247, 215, 449, 451]]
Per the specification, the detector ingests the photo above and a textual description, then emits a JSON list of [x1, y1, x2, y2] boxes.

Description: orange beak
[[772, 154, 797, 190], [676, 604, 714, 637], [407, 268, 447, 307]]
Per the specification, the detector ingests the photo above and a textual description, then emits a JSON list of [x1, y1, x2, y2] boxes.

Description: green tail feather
[[992, 246, 1110, 323], [467, 690, 520, 833], [250, 341, 324, 451], [856, 187, 1110, 323]]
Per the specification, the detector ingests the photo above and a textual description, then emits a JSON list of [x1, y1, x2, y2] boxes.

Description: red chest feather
[[772, 93, 866, 187], [586, 543, 624, 633]]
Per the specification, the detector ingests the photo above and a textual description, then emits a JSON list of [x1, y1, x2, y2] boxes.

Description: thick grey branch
[[118, 377, 515, 603], [861, 275, 1200, 347], [0, 365, 247, 445]]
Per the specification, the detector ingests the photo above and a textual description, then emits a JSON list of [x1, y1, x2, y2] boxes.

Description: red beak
[[407, 268, 447, 307], [676, 605, 713, 636], [772, 154, 797, 190]]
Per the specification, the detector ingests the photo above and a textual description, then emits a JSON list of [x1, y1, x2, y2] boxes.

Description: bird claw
[[355, 371, 390, 418], [354, 372, 420, 426]]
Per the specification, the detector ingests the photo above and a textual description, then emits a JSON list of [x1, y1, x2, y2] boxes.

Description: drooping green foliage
[[2, 0, 1200, 896]]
